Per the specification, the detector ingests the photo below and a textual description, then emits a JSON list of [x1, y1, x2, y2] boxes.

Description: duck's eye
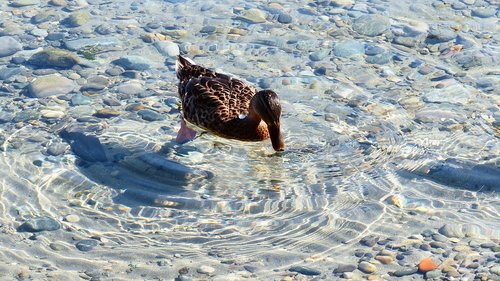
[[238, 114, 247, 119]]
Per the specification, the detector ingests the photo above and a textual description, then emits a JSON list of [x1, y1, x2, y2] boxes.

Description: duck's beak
[[268, 123, 284, 152]]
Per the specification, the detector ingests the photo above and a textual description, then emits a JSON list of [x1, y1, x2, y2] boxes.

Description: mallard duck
[[175, 55, 284, 151]]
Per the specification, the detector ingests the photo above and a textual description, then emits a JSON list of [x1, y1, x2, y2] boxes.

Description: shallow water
[[0, 0, 499, 279]]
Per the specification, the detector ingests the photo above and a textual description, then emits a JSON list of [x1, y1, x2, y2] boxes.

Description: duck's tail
[[176, 55, 196, 80]]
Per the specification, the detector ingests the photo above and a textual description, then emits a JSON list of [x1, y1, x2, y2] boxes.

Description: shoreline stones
[[0, 36, 23, 57], [17, 216, 61, 232], [28, 49, 80, 69], [27, 74, 76, 98], [353, 14, 390, 37]]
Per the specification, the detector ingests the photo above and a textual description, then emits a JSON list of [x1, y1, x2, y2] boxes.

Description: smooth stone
[[10, 0, 39, 7], [365, 45, 385, 55], [197, 265, 215, 274], [333, 264, 356, 273], [425, 269, 442, 279], [113, 55, 152, 71], [333, 40, 364, 58], [418, 65, 434, 75], [95, 24, 115, 35], [424, 84, 470, 105], [64, 37, 120, 51], [28, 74, 76, 98], [13, 111, 40, 123], [41, 109, 65, 119], [360, 235, 379, 247], [49, 0, 66, 6], [353, 14, 390, 36], [439, 224, 464, 238], [49, 242, 68, 251], [138, 109, 165, 121], [393, 36, 418, 47], [358, 261, 377, 273], [153, 41, 179, 58], [28, 48, 79, 69], [415, 108, 464, 124], [427, 28, 456, 43], [454, 50, 489, 68], [491, 265, 500, 275], [289, 265, 321, 276], [65, 0, 88, 11], [46, 143, 67, 156], [31, 10, 60, 24], [60, 129, 107, 162], [0, 112, 14, 123], [277, 13, 292, 24], [64, 214, 80, 222], [471, 7, 497, 18], [393, 267, 418, 277], [71, 93, 91, 106], [430, 241, 446, 249], [103, 97, 121, 106], [236, 8, 266, 24], [94, 108, 121, 118], [200, 25, 216, 34], [309, 49, 329, 61], [30, 28, 48, 38], [331, 0, 353, 6], [0, 66, 22, 80], [80, 76, 109, 91], [365, 52, 391, 64], [64, 11, 90, 27], [18, 216, 60, 232], [117, 82, 143, 95], [375, 255, 394, 264], [76, 239, 98, 251], [0, 36, 23, 57], [46, 32, 65, 41]]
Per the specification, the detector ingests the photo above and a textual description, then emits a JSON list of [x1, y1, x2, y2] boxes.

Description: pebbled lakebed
[[0, 0, 499, 280]]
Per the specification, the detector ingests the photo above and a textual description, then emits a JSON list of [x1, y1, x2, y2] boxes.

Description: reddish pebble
[[418, 257, 437, 273]]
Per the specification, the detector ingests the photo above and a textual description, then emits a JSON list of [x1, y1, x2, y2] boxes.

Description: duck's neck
[[228, 105, 269, 141]]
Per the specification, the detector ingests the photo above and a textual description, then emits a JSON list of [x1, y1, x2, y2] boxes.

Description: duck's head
[[251, 90, 284, 151]]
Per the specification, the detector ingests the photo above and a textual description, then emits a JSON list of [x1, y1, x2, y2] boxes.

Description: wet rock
[[28, 74, 76, 98], [366, 52, 391, 64], [103, 97, 121, 106], [60, 129, 107, 162], [64, 37, 120, 51], [18, 216, 61, 232], [95, 24, 115, 35], [0, 66, 22, 80], [63, 11, 91, 27], [197, 265, 215, 274], [76, 239, 98, 251], [117, 82, 143, 95], [0, 36, 23, 57], [425, 269, 442, 279], [454, 50, 490, 69], [471, 7, 497, 18], [138, 109, 165, 121], [46, 143, 68, 156], [333, 40, 364, 58], [309, 49, 329, 61], [393, 267, 418, 277], [414, 108, 463, 124], [64, 214, 80, 222], [393, 36, 419, 48], [418, 257, 437, 273], [80, 76, 109, 91], [49, 0, 66, 6], [94, 108, 121, 118], [360, 235, 379, 247], [289, 265, 321, 276], [236, 8, 266, 24], [427, 27, 456, 43], [28, 48, 79, 69], [31, 10, 60, 24], [154, 41, 179, 58], [333, 264, 356, 273], [375, 255, 394, 264], [113, 55, 152, 71], [277, 13, 292, 24], [358, 261, 376, 273], [353, 14, 390, 37], [13, 111, 40, 123], [0, 112, 14, 123], [439, 224, 464, 238], [10, 0, 39, 7], [70, 93, 91, 106]]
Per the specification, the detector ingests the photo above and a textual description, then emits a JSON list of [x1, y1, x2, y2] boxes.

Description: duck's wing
[[182, 76, 256, 128]]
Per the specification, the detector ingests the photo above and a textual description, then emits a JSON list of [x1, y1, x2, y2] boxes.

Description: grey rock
[[358, 261, 376, 273], [200, 25, 216, 34], [277, 13, 292, 24], [30, 28, 48, 37], [0, 112, 14, 123], [425, 269, 442, 279], [393, 267, 418, 277], [333, 40, 364, 57], [439, 224, 464, 238], [76, 239, 98, 251], [0, 66, 22, 80], [80, 76, 109, 91], [64, 37, 120, 51], [10, 0, 39, 7], [103, 97, 121, 106], [427, 27, 456, 43], [28, 48, 79, 69], [454, 50, 490, 68], [353, 14, 390, 36], [333, 264, 356, 273], [64, 11, 90, 27], [46, 143, 68, 156], [13, 111, 40, 123], [393, 36, 419, 47], [113, 55, 152, 71], [430, 241, 446, 249], [95, 24, 115, 35], [70, 93, 91, 106], [46, 32, 65, 41], [365, 52, 391, 64], [365, 45, 385, 55], [28, 74, 76, 98], [31, 10, 60, 24], [18, 216, 61, 232], [153, 41, 179, 58], [117, 82, 143, 95], [0, 36, 23, 57], [472, 7, 497, 18], [360, 235, 379, 247], [415, 108, 464, 124], [289, 265, 321, 276], [138, 109, 165, 121], [309, 49, 329, 61]]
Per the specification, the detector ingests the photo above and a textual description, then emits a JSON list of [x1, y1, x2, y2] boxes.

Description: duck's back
[[176, 56, 262, 139]]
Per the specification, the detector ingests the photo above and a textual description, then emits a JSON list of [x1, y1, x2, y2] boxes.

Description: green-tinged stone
[[28, 48, 79, 69]]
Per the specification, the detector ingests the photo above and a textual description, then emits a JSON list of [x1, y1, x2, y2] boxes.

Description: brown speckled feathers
[[176, 56, 269, 141]]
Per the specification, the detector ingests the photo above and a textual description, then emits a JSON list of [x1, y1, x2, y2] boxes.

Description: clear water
[[0, 0, 499, 279]]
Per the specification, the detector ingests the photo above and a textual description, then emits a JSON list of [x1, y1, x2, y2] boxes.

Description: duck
[[175, 55, 284, 151]]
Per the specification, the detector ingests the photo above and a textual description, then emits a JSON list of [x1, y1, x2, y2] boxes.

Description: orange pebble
[[418, 257, 437, 273]]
